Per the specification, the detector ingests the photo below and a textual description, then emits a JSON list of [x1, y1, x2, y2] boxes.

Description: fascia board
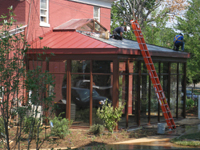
[[69, 0, 115, 8]]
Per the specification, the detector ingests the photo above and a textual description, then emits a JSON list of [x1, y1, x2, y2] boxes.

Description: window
[[0, 87, 4, 102], [93, 6, 100, 22], [40, 0, 50, 27]]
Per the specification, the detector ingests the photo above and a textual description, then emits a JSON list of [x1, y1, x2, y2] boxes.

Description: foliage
[[0, 117, 4, 135], [96, 102, 125, 133], [0, 7, 28, 150], [175, 0, 200, 85], [23, 116, 42, 138], [111, 0, 188, 28], [171, 132, 200, 146], [0, 7, 55, 150], [186, 98, 194, 109], [50, 114, 73, 139], [89, 124, 105, 135]]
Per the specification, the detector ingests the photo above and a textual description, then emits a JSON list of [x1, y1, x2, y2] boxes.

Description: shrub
[[89, 124, 105, 135], [96, 101, 125, 133], [23, 117, 42, 138], [0, 117, 4, 135], [50, 114, 73, 139], [186, 98, 194, 109]]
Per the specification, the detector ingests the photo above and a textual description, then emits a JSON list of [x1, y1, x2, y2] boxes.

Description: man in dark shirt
[[173, 33, 184, 51], [112, 26, 127, 40]]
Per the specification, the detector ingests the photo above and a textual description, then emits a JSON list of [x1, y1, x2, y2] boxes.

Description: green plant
[[0, 117, 4, 135], [186, 98, 194, 109], [89, 124, 105, 135], [96, 101, 125, 133], [50, 114, 73, 139], [23, 117, 42, 138]]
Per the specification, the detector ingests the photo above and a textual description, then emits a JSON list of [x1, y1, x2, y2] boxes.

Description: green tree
[[111, 0, 187, 29], [0, 8, 55, 150], [175, 0, 200, 85]]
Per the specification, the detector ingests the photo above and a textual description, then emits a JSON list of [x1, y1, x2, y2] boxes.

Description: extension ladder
[[130, 20, 176, 129]]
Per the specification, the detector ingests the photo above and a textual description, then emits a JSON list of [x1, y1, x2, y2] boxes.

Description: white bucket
[[157, 123, 166, 134]]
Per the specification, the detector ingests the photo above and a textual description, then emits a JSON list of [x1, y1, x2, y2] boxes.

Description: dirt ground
[[7, 107, 200, 149]]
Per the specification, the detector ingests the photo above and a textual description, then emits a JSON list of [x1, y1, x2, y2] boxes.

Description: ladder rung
[[163, 111, 171, 113]]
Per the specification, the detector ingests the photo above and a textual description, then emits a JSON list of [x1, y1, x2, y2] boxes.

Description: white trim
[[93, 6, 100, 22], [40, 0, 50, 27], [0, 25, 27, 39], [69, 0, 115, 8], [40, 22, 50, 27]]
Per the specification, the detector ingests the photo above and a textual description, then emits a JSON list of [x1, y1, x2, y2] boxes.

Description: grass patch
[[171, 132, 200, 147]]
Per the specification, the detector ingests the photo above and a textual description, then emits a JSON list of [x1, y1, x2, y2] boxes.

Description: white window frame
[[93, 6, 100, 23], [0, 87, 4, 102], [40, 0, 50, 27]]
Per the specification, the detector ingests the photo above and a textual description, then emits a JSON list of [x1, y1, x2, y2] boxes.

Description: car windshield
[[75, 88, 100, 102]]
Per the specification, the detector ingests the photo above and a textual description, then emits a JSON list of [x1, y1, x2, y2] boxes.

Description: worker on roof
[[112, 26, 127, 40], [173, 33, 184, 51]]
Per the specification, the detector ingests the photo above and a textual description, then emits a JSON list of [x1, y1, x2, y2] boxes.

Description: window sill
[[40, 23, 50, 27]]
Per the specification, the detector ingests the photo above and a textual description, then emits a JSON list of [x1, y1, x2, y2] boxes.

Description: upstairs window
[[0, 87, 4, 102], [93, 6, 100, 23], [40, 0, 50, 27]]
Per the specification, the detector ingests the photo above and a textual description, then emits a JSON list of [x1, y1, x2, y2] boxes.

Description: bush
[[0, 117, 4, 135], [50, 114, 73, 139], [89, 124, 105, 135], [96, 102, 125, 133], [23, 117, 42, 138], [186, 98, 194, 109]]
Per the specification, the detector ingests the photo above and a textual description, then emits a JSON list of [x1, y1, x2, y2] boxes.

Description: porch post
[[112, 58, 119, 108], [168, 62, 171, 108], [66, 59, 71, 120], [158, 62, 161, 122], [24, 58, 29, 105], [113, 58, 119, 130], [126, 59, 130, 128], [183, 62, 186, 118], [176, 63, 179, 118], [90, 60, 93, 126], [148, 73, 151, 124], [45, 60, 49, 124], [137, 61, 141, 126]]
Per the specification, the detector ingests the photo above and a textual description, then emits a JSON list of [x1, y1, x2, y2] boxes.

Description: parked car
[[62, 87, 111, 109], [186, 90, 198, 100]]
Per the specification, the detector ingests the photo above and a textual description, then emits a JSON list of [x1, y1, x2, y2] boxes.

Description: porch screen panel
[[179, 75, 184, 117], [149, 62, 159, 122], [92, 75, 112, 125], [140, 62, 149, 125], [71, 74, 90, 126]]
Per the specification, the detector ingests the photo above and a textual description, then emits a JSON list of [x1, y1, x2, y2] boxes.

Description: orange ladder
[[130, 20, 176, 129]]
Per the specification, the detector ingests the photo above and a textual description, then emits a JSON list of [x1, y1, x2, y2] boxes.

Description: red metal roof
[[30, 30, 116, 49]]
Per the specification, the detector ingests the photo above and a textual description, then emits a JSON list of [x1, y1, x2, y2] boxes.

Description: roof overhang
[[68, 0, 116, 8], [27, 19, 190, 60]]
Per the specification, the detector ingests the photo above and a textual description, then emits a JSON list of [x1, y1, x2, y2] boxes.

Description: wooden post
[[137, 61, 141, 126], [148, 73, 151, 124], [113, 58, 119, 130], [183, 62, 186, 118], [158, 62, 161, 122], [45, 60, 49, 124], [176, 63, 179, 118], [90, 60, 93, 126], [168, 62, 171, 108], [126, 60, 130, 128], [66, 60, 71, 120]]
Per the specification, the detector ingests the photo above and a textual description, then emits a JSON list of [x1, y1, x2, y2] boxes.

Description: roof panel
[[30, 31, 116, 49], [29, 28, 189, 58]]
